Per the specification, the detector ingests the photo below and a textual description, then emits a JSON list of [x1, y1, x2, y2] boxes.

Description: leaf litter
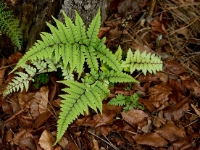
[[0, 0, 200, 149]]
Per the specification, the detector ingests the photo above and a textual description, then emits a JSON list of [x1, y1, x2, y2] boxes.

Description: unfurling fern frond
[[121, 49, 163, 75], [0, 2, 22, 49]]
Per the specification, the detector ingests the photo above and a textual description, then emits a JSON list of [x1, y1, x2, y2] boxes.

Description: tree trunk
[[0, 0, 110, 57], [58, 0, 110, 27]]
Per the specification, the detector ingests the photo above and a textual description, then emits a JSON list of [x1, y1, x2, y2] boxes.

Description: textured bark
[[58, 0, 110, 27], [0, 0, 61, 56], [0, 0, 110, 57]]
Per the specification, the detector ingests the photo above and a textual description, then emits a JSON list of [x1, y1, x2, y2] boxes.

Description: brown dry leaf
[[11, 129, 34, 146], [121, 110, 148, 126], [148, 82, 172, 108], [92, 138, 99, 150], [58, 136, 69, 150], [165, 60, 186, 75], [18, 92, 35, 109], [171, 138, 195, 150], [182, 77, 200, 97], [94, 113, 115, 128], [39, 130, 55, 150], [139, 98, 155, 112], [191, 104, 200, 117], [96, 125, 112, 136], [176, 27, 189, 40], [33, 111, 52, 128], [8, 52, 23, 64], [141, 118, 152, 133], [33, 86, 49, 114], [102, 104, 122, 115], [30, 100, 39, 119], [153, 110, 166, 128], [0, 68, 6, 85], [98, 27, 111, 39], [133, 132, 168, 147], [156, 121, 186, 142], [151, 19, 166, 33], [164, 98, 189, 121]]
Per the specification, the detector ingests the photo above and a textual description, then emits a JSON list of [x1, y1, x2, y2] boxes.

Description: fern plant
[[108, 93, 145, 112], [3, 9, 138, 144], [0, 2, 22, 49]]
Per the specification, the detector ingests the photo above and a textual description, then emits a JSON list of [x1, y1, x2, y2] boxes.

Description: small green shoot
[[108, 93, 145, 112]]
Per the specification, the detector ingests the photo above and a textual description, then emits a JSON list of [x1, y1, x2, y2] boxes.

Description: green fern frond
[[122, 49, 163, 75], [4, 59, 58, 97], [55, 80, 110, 144], [11, 9, 120, 75], [0, 2, 22, 49], [108, 93, 144, 111]]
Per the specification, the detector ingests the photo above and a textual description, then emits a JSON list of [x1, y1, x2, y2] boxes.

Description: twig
[[88, 130, 119, 150], [146, 0, 156, 27]]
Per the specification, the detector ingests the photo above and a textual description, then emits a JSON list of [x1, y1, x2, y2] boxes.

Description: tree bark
[[0, 0, 110, 57], [58, 0, 110, 27]]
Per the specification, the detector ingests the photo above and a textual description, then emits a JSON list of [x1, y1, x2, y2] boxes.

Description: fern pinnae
[[74, 10, 87, 44], [0, 2, 22, 49], [62, 11, 77, 43], [87, 9, 101, 47]]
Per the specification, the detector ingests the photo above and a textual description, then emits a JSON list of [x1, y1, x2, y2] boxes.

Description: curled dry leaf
[[39, 130, 55, 150], [148, 82, 172, 108], [121, 110, 148, 126], [191, 104, 200, 117], [133, 132, 168, 147], [156, 121, 186, 142], [164, 98, 189, 121]]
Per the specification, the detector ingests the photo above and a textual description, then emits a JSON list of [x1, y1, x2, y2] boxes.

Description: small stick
[[88, 130, 119, 150], [146, 0, 156, 27]]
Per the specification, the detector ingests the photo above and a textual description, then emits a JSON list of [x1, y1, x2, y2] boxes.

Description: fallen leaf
[[164, 98, 189, 121], [121, 110, 148, 126], [182, 77, 200, 97], [133, 132, 168, 147], [176, 27, 189, 40], [33, 86, 49, 114], [191, 104, 200, 117], [156, 121, 186, 142], [98, 27, 111, 39], [39, 130, 55, 150], [171, 138, 195, 150], [148, 82, 172, 108], [8, 52, 23, 64], [165, 60, 186, 75], [58, 136, 69, 150], [33, 111, 52, 128]]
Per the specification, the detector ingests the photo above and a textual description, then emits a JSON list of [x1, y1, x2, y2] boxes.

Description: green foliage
[[0, 2, 22, 49], [33, 73, 50, 89], [108, 93, 145, 112], [3, 9, 136, 144], [115, 47, 163, 75]]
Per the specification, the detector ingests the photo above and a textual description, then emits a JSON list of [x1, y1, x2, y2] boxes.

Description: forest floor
[[1, 0, 200, 149]]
